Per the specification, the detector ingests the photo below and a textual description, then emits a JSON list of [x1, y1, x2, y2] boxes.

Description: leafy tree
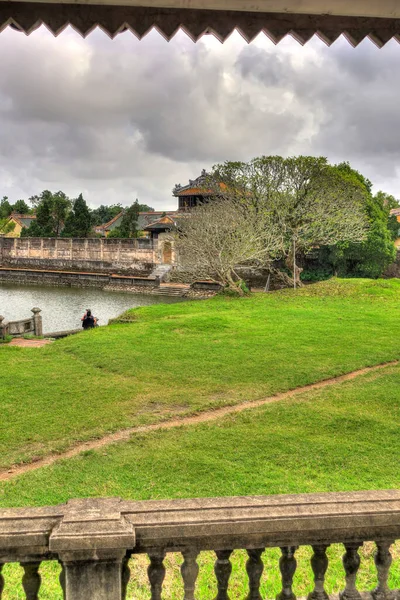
[[23, 190, 71, 237], [135, 203, 154, 213], [0, 197, 12, 219], [0, 217, 15, 235], [329, 190, 396, 278], [211, 156, 368, 287], [12, 199, 31, 214], [90, 204, 123, 226], [63, 194, 92, 238], [374, 191, 400, 242], [90, 202, 154, 226], [174, 199, 281, 294], [119, 200, 140, 238]]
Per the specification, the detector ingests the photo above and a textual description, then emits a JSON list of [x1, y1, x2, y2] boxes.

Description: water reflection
[[0, 283, 182, 333]]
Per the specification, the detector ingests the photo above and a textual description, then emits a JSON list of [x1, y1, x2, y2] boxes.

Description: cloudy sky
[[1, 26, 400, 211]]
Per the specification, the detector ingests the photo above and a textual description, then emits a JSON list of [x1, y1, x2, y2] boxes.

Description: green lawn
[[0, 278, 399, 470], [1, 361, 399, 599]]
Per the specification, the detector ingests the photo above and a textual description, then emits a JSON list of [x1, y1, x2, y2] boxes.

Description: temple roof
[[97, 211, 177, 231], [174, 171, 227, 197], [143, 215, 176, 231], [1, 1, 400, 46]]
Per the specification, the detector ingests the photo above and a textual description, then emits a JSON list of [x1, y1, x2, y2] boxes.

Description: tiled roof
[[174, 171, 227, 197], [390, 208, 400, 216], [98, 211, 177, 231], [1, 4, 400, 46], [9, 213, 36, 228], [143, 215, 176, 231]]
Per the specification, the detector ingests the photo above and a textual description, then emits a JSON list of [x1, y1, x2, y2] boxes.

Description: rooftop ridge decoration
[[1, 3, 400, 45]]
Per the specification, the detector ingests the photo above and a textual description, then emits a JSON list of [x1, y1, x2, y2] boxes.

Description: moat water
[[0, 283, 182, 333]]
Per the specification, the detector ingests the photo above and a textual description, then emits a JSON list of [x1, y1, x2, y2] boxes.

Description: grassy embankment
[[1, 361, 400, 598], [0, 278, 399, 471], [1, 278, 400, 598]]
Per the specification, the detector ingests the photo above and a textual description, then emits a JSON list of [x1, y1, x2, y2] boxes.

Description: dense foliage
[[0, 196, 32, 218], [62, 194, 92, 238], [108, 200, 142, 238], [2, 190, 155, 238], [176, 156, 370, 292], [303, 169, 398, 280]]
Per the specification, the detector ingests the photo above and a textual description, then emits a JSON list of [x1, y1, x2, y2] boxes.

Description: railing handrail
[[1, 491, 400, 599], [1, 490, 400, 555]]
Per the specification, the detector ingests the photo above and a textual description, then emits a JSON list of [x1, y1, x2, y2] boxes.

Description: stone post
[[50, 498, 135, 600], [0, 315, 8, 340], [31, 308, 43, 337]]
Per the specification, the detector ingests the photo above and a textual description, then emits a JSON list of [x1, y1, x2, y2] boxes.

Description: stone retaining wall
[[0, 268, 159, 290], [0, 237, 156, 275]]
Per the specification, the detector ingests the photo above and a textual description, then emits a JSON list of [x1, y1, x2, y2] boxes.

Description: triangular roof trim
[[2, 3, 400, 46]]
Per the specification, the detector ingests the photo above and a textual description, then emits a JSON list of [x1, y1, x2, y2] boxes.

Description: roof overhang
[[1, 0, 400, 44]]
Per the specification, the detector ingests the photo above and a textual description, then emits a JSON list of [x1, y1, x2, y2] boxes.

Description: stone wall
[[0, 267, 159, 290], [0, 237, 156, 275]]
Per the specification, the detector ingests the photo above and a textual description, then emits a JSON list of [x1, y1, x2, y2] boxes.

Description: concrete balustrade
[[0, 307, 42, 339], [0, 491, 400, 599]]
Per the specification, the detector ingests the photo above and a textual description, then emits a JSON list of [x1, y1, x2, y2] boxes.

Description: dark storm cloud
[[0, 27, 400, 209]]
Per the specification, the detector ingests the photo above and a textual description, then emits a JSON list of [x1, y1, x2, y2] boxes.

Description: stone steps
[[153, 286, 189, 297]]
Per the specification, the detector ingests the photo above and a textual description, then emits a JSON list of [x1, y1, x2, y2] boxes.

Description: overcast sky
[[1, 26, 400, 211]]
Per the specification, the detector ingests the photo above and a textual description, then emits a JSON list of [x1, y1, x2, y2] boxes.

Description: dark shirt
[[82, 315, 95, 329]]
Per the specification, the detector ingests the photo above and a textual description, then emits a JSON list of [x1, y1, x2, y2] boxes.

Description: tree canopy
[[62, 194, 92, 238], [185, 156, 369, 290], [108, 200, 141, 238]]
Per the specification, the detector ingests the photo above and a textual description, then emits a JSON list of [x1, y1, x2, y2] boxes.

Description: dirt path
[[0, 360, 398, 482], [7, 338, 52, 348]]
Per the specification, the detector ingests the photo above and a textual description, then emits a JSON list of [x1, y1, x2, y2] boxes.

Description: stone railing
[[0, 491, 400, 599], [0, 307, 42, 339]]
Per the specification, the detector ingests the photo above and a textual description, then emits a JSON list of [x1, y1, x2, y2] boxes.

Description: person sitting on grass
[[81, 309, 97, 330]]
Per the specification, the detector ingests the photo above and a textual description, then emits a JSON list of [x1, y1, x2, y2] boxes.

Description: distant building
[[95, 211, 177, 238], [1, 213, 36, 237], [173, 169, 221, 211]]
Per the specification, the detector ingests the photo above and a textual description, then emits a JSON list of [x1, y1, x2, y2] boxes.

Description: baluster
[[21, 562, 41, 600], [372, 542, 394, 600], [277, 546, 298, 600], [59, 561, 66, 600], [308, 545, 329, 600], [246, 548, 265, 600], [148, 551, 166, 600], [181, 549, 199, 600], [340, 544, 362, 600], [122, 555, 131, 600], [214, 550, 233, 600], [0, 563, 4, 599]]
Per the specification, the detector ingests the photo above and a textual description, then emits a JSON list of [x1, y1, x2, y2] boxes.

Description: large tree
[[91, 204, 124, 226], [108, 200, 141, 238], [12, 199, 31, 214], [63, 194, 92, 238], [91, 202, 154, 226], [174, 198, 282, 294], [0, 197, 12, 219], [210, 156, 368, 287], [23, 190, 71, 237], [328, 188, 397, 278]]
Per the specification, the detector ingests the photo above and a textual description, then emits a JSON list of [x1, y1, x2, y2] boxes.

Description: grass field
[[0, 278, 400, 471], [0, 361, 399, 598]]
